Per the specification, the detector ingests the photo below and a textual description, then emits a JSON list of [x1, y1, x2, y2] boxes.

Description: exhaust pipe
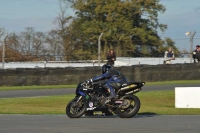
[[125, 88, 141, 94], [120, 84, 137, 91]]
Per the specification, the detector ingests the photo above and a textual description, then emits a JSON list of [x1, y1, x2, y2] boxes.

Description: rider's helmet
[[102, 64, 112, 74]]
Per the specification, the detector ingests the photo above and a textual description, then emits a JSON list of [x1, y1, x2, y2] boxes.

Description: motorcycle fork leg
[[76, 96, 83, 103]]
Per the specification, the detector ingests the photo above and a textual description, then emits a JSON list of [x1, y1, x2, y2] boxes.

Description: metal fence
[[0, 57, 192, 69]]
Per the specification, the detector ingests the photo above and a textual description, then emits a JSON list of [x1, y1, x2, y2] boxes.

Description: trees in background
[[63, 0, 178, 58], [0, 0, 180, 62], [46, 30, 64, 61], [2, 27, 48, 61]]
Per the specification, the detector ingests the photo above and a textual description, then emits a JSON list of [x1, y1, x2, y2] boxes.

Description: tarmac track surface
[[1, 84, 200, 98], [0, 84, 200, 133], [0, 114, 200, 133]]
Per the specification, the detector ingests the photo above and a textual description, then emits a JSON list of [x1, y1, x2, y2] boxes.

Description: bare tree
[[6, 28, 48, 61], [6, 32, 20, 51], [46, 30, 64, 61], [54, 0, 73, 60], [32, 32, 47, 60], [19, 27, 35, 56]]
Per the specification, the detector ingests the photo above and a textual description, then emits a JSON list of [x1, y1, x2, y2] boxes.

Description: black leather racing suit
[[92, 69, 128, 97]]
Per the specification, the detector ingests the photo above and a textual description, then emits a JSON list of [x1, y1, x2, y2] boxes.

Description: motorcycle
[[66, 80, 145, 118]]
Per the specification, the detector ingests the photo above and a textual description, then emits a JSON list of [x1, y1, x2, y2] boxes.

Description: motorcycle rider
[[86, 64, 128, 104]]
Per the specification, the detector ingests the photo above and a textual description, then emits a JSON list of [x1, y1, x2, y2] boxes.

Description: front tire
[[66, 97, 86, 118], [115, 95, 140, 118]]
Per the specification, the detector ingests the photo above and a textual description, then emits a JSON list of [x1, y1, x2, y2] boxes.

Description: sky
[[0, 0, 200, 50], [158, 0, 200, 51]]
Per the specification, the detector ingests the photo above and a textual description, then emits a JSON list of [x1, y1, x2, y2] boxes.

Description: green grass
[[146, 80, 200, 86], [0, 80, 200, 91], [0, 94, 75, 114], [136, 91, 200, 115], [0, 85, 77, 91], [1, 91, 200, 115]]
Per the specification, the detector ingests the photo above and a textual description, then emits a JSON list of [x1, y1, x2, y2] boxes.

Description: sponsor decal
[[86, 95, 90, 99], [89, 102, 93, 107], [86, 107, 96, 111], [129, 84, 136, 88]]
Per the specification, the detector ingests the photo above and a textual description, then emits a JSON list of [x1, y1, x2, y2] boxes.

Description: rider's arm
[[92, 71, 109, 82]]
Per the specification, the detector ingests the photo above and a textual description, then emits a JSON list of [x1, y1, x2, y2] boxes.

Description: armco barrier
[[0, 63, 200, 86], [132, 63, 200, 81]]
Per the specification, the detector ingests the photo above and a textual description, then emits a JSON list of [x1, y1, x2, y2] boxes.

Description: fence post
[[2, 35, 8, 69], [44, 61, 46, 68], [98, 32, 103, 66]]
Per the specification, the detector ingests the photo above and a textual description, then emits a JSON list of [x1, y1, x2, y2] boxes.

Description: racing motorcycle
[[66, 80, 145, 118]]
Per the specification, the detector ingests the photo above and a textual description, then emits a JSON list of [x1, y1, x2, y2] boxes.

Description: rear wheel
[[115, 95, 140, 118], [66, 97, 86, 118]]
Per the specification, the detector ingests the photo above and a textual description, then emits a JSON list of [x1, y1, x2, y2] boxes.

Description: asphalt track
[[0, 114, 200, 133], [0, 84, 200, 98], [0, 84, 200, 133]]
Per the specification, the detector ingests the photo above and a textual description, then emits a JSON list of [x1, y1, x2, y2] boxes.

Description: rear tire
[[66, 98, 86, 118], [115, 95, 140, 118]]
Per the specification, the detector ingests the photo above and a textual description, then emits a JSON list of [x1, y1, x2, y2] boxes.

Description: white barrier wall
[[175, 87, 200, 108], [0, 57, 191, 69]]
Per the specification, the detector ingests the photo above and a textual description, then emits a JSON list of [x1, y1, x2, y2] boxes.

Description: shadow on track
[[80, 112, 157, 118]]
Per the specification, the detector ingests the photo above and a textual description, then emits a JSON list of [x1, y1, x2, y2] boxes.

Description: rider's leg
[[104, 83, 117, 104], [105, 83, 116, 98]]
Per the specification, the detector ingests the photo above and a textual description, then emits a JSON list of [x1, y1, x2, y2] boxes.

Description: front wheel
[[115, 95, 140, 118], [66, 97, 86, 118]]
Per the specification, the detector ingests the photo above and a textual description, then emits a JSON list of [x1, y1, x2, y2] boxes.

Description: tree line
[[0, 0, 180, 62]]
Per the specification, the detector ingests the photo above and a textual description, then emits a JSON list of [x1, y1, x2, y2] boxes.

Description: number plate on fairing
[[86, 107, 96, 111]]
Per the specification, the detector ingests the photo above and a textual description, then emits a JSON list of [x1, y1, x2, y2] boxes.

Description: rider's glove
[[86, 79, 93, 85]]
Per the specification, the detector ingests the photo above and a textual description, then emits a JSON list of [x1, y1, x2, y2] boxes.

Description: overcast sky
[[0, 0, 200, 50]]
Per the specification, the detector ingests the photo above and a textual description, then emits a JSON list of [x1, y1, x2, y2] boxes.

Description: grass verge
[[0, 91, 200, 115], [146, 80, 200, 86], [0, 85, 76, 91]]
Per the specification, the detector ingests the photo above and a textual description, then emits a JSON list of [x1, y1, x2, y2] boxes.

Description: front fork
[[76, 96, 83, 103], [76, 95, 91, 108]]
